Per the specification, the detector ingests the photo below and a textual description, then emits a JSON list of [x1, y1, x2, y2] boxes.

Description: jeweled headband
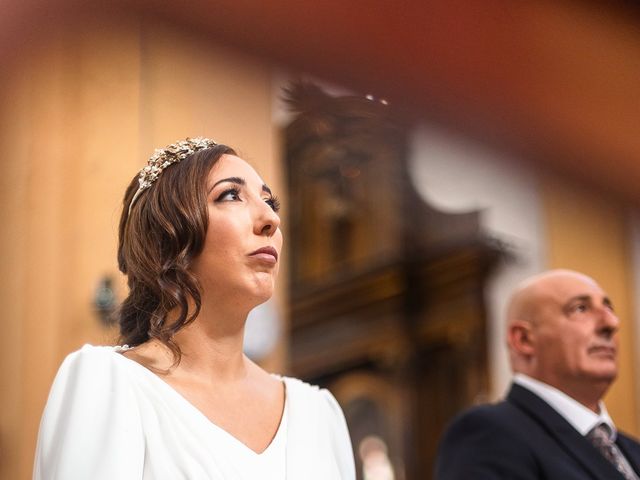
[[128, 137, 218, 216]]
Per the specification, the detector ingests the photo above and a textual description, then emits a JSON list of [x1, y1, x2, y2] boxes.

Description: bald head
[[505, 269, 619, 410], [506, 269, 601, 327]]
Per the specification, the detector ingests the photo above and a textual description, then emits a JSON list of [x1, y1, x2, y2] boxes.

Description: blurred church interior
[[2, 1, 640, 478]]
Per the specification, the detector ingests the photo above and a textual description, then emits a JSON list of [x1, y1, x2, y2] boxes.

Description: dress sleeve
[[33, 345, 145, 480], [319, 389, 356, 480]]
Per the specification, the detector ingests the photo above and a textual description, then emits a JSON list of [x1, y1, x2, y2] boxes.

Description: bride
[[34, 137, 355, 479]]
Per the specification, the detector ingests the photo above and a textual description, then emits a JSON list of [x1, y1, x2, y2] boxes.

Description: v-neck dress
[[33, 345, 355, 479]]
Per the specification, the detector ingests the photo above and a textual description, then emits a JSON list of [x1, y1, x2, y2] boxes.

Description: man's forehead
[[537, 271, 606, 302], [507, 269, 610, 321]]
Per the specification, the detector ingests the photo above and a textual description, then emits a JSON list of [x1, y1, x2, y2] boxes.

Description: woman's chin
[[245, 284, 275, 307]]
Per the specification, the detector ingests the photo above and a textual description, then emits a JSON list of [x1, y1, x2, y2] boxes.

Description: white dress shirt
[[513, 373, 616, 439]]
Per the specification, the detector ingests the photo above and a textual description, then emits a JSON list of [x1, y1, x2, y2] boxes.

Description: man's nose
[[596, 306, 619, 336]]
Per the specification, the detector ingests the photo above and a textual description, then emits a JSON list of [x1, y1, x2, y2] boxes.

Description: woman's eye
[[266, 195, 281, 212], [216, 188, 241, 202]]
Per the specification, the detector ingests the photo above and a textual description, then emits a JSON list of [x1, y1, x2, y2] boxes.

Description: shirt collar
[[513, 373, 616, 439]]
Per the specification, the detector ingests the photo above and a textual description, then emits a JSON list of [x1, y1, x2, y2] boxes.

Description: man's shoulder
[[618, 430, 640, 455], [619, 431, 640, 442], [435, 399, 542, 479], [447, 398, 523, 431], [440, 386, 559, 451]]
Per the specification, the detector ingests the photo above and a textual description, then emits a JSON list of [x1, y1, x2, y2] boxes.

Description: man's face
[[530, 273, 619, 391]]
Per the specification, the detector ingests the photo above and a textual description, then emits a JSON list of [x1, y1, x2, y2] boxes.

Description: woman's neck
[[169, 297, 254, 383]]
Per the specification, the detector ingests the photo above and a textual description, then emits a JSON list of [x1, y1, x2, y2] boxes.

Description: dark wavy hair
[[117, 144, 236, 363]]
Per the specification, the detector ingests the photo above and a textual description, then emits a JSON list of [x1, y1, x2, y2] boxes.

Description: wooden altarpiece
[[284, 83, 503, 479]]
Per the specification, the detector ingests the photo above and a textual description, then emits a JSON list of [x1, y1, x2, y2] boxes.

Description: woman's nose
[[254, 201, 280, 236]]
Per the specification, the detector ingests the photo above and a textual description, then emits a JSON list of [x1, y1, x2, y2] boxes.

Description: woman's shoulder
[[59, 343, 130, 372], [281, 376, 329, 395], [35, 344, 146, 479], [278, 376, 356, 479], [50, 343, 137, 396], [68, 342, 129, 357], [39, 343, 144, 437], [280, 376, 345, 416], [280, 375, 324, 399]]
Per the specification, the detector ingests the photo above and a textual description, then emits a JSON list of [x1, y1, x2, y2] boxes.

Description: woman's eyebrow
[[262, 184, 272, 195], [209, 176, 245, 193]]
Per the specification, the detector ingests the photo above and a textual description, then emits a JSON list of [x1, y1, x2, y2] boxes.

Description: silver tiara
[[128, 137, 218, 215]]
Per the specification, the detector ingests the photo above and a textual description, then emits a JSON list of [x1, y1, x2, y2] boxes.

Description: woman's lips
[[248, 246, 278, 264]]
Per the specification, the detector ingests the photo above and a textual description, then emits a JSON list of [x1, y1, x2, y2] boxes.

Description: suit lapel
[[617, 434, 640, 476], [508, 384, 627, 480]]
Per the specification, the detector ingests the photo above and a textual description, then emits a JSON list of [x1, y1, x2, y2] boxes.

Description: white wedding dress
[[33, 345, 355, 479]]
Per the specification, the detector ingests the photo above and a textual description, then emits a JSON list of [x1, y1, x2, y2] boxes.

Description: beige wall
[[0, 17, 281, 479], [542, 175, 638, 436]]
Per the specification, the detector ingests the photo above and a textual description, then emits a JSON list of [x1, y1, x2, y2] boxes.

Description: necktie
[[587, 423, 639, 480]]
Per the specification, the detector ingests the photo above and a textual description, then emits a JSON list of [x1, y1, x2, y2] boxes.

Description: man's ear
[[507, 320, 535, 357]]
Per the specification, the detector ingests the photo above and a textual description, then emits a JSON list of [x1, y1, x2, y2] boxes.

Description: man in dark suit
[[435, 269, 640, 479]]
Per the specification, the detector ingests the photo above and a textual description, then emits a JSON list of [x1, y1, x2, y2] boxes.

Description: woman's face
[[190, 154, 283, 308]]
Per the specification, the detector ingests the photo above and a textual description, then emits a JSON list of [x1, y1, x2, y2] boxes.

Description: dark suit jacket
[[435, 383, 640, 479]]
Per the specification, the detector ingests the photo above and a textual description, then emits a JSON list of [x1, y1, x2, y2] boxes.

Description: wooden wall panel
[[0, 20, 142, 479], [139, 21, 275, 171], [0, 41, 33, 480], [19, 37, 68, 477], [0, 17, 283, 479]]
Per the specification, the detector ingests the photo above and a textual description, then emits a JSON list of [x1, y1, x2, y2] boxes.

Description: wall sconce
[[93, 275, 117, 326]]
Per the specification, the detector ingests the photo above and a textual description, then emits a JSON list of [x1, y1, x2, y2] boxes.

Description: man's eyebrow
[[562, 295, 591, 311], [568, 295, 591, 303], [209, 176, 245, 193], [564, 294, 615, 310]]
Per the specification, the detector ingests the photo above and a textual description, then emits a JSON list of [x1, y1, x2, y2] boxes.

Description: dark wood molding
[[285, 82, 504, 479]]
